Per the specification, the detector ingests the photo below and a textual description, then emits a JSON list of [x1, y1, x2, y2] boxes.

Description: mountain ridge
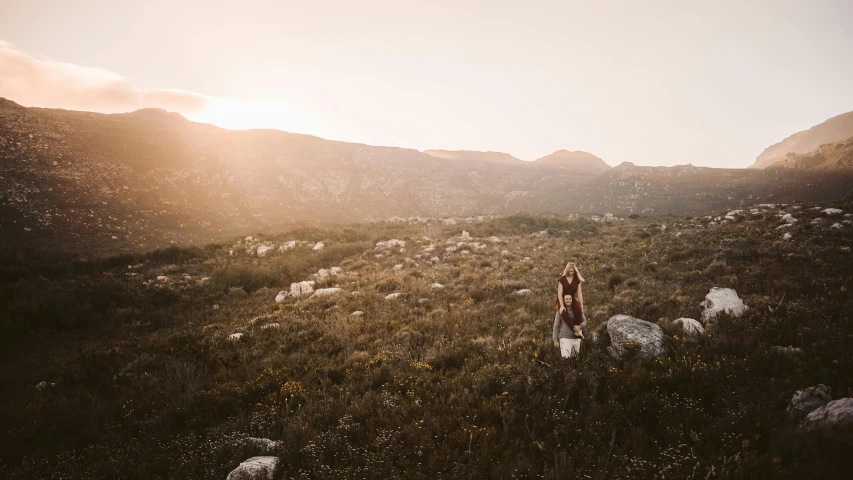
[[750, 111, 853, 169], [3, 99, 853, 254]]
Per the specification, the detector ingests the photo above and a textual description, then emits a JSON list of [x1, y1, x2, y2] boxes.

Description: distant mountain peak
[[0, 97, 24, 109], [533, 149, 610, 174], [125, 108, 188, 121]]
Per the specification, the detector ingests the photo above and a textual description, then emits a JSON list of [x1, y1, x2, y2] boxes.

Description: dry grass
[[1, 208, 852, 478]]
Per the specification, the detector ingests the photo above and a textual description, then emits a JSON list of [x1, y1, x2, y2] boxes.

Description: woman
[[553, 262, 586, 356]]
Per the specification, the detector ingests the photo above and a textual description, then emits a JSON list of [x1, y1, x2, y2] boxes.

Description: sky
[[1, 0, 852, 168]]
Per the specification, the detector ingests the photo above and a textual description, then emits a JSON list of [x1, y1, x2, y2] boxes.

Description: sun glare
[[187, 97, 298, 132]]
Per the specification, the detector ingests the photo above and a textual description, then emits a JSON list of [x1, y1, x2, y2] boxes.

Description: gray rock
[[788, 384, 832, 416], [700, 287, 747, 323], [606, 315, 666, 359], [226, 456, 278, 480], [672, 317, 704, 336], [801, 398, 853, 430]]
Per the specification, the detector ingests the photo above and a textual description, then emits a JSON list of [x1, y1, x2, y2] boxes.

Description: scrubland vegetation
[[1, 204, 852, 479]]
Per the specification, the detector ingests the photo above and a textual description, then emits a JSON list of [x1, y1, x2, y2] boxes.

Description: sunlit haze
[[2, 0, 852, 167]]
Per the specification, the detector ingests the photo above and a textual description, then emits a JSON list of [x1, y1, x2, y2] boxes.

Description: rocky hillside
[[0, 99, 591, 253], [750, 111, 853, 169], [3, 99, 853, 254], [768, 136, 853, 171]]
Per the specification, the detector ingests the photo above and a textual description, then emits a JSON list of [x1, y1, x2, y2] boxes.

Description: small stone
[[771, 345, 804, 355]]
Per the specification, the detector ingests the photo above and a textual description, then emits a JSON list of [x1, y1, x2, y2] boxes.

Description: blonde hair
[[562, 261, 585, 282]]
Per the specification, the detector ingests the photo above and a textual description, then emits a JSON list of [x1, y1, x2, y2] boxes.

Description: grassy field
[[1, 205, 852, 479]]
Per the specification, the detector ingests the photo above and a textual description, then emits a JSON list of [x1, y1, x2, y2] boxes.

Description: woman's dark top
[[556, 275, 583, 325]]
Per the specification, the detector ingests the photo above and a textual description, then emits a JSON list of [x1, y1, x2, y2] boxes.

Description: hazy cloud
[[0, 40, 207, 114]]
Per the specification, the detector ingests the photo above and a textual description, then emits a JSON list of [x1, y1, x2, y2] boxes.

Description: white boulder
[[430, 283, 445, 290], [226, 456, 279, 480], [700, 288, 747, 323], [228, 333, 243, 341], [780, 214, 797, 224], [788, 384, 832, 416], [275, 291, 288, 303], [256, 245, 273, 257], [672, 317, 705, 336], [830, 223, 843, 229], [782, 232, 793, 241], [385, 293, 403, 300], [376, 239, 406, 249], [606, 315, 666, 359], [312, 242, 325, 251], [313, 288, 342, 297], [512, 289, 532, 296], [290, 281, 315, 297], [351, 311, 364, 316], [315, 269, 330, 279], [461, 230, 472, 239], [330, 267, 343, 275], [279, 241, 297, 251], [822, 208, 843, 215]]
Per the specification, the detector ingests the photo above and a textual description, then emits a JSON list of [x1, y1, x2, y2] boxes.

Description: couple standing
[[552, 262, 586, 358]]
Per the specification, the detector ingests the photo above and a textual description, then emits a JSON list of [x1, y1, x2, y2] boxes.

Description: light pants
[[559, 338, 581, 358]]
